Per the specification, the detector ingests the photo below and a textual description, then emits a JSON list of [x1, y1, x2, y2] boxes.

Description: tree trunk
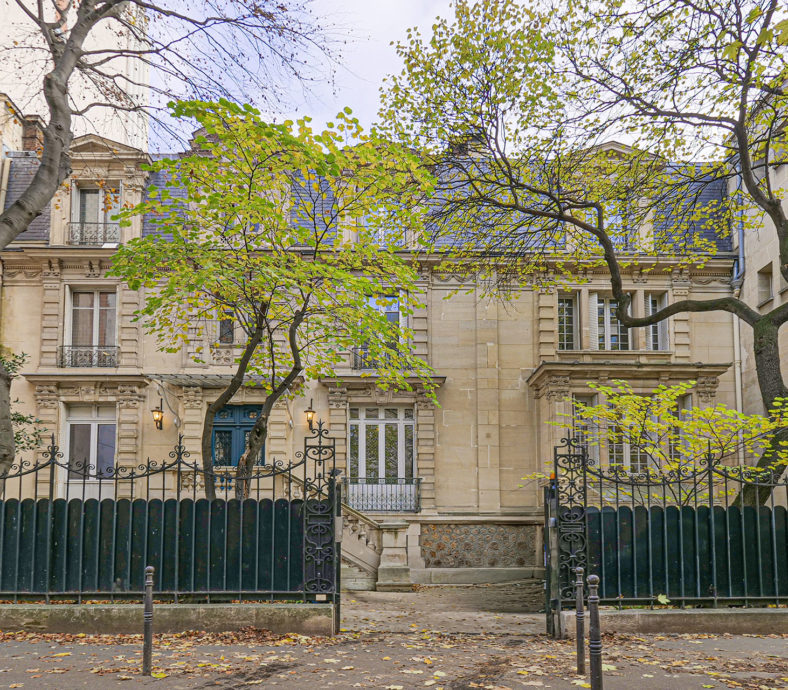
[[235, 417, 267, 500], [751, 317, 788, 411], [0, 362, 13, 476], [200, 410, 218, 501], [198, 325, 266, 500], [740, 317, 788, 505]]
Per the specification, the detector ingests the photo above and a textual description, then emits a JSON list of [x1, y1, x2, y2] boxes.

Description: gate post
[[552, 437, 588, 638]]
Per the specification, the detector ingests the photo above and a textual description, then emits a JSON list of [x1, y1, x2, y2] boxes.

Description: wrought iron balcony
[[350, 345, 394, 370], [342, 477, 421, 512], [67, 221, 121, 245], [58, 345, 118, 368]]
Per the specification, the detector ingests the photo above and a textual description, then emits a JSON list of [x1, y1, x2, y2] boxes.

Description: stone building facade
[[0, 108, 741, 587]]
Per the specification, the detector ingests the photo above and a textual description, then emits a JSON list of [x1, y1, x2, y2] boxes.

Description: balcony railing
[[342, 477, 421, 512], [58, 345, 118, 368], [350, 346, 394, 370], [67, 222, 121, 245]]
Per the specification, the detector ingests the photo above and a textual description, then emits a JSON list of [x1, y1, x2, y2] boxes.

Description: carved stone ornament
[[536, 375, 571, 401], [42, 258, 61, 279], [210, 346, 234, 365], [84, 260, 102, 278], [327, 386, 348, 409], [182, 387, 203, 409], [34, 384, 59, 409], [117, 384, 143, 408], [695, 376, 719, 402]]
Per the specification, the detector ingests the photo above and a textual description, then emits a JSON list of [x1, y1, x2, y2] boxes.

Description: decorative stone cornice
[[319, 376, 445, 405], [527, 360, 732, 398]]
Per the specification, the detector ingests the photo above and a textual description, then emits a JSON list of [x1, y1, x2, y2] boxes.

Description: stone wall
[[420, 523, 538, 568]]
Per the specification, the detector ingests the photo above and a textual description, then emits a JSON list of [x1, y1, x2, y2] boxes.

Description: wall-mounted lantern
[[305, 398, 315, 431], [151, 398, 164, 431]]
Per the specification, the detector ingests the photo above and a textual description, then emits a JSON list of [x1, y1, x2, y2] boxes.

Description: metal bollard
[[587, 574, 603, 690], [142, 565, 154, 676], [575, 566, 585, 675]]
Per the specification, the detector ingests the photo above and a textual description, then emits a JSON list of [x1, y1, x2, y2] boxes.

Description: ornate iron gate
[[545, 437, 788, 636], [0, 422, 341, 617]]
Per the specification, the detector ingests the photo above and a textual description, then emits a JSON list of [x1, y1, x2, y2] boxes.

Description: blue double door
[[211, 405, 264, 466]]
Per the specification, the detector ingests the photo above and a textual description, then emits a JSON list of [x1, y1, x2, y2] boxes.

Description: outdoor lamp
[[305, 399, 315, 430], [152, 398, 164, 430]]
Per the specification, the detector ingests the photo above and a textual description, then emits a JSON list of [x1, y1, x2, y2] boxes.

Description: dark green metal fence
[[545, 438, 788, 635], [586, 504, 788, 603], [0, 423, 340, 604]]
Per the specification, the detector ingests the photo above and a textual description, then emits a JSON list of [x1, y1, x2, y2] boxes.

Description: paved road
[[0, 584, 783, 689]]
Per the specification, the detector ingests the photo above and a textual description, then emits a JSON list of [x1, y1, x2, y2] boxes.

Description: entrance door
[[347, 407, 417, 511], [211, 405, 264, 466]]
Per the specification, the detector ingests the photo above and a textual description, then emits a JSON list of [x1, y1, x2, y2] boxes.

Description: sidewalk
[[0, 584, 782, 689]]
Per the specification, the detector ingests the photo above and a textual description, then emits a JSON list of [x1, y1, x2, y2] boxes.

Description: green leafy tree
[[568, 380, 788, 470], [565, 380, 788, 504], [0, 351, 45, 467], [110, 100, 436, 499], [379, 0, 788, 477]]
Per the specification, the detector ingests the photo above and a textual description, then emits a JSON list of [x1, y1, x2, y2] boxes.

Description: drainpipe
[[732, 169, 745, 465], [732, 296, 745, 466], [0, 156, 11, 211]]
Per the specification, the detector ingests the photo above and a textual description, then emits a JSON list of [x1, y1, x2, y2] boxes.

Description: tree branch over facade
[[110, 100, 437, 499], [0, 0, 334, 250], [0, 0, 334, 471], [379, 0, 788, 463]]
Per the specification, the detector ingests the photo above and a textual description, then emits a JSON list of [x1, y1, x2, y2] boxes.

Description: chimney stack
[[22, 115, 44, 152]]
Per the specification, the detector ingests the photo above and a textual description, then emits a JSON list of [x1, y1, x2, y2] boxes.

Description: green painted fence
[[586, 504, 788, 604], [0, 497, 323, 600]]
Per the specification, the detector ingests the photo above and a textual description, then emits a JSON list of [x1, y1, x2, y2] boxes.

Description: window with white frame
[[352, 295, 404, 369], [558, 295, 578, 350], [590, 293, 630, 350], [668, 393, 692, 464], [607, 421, 650, 474], [69, 183, 121, 244], [601, 199, 635, 250], [607, 397, 654, 474], [348, 407, 415, 479], [644, 292, 669, 350], [758, 263, 774, 304], [66, 405, 116, 479], [63, 289, 117, 367], [572, 393, 599, 463], [70, 290, 116, 347], [218, 308, 234, 345]]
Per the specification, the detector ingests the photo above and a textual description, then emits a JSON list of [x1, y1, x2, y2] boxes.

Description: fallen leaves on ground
[[0, 627, 782, 688]]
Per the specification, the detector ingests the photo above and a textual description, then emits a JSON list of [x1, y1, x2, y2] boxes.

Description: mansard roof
[[2, 151, 50, 242]]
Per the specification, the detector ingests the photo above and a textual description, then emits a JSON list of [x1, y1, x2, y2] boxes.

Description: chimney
[[22, 115, 44, 152]]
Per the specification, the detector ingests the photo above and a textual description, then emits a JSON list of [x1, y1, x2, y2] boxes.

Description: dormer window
[[69, 183, 121, 245]]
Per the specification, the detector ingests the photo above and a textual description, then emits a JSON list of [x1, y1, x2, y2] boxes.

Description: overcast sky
[[281, 0, 452, 131]]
